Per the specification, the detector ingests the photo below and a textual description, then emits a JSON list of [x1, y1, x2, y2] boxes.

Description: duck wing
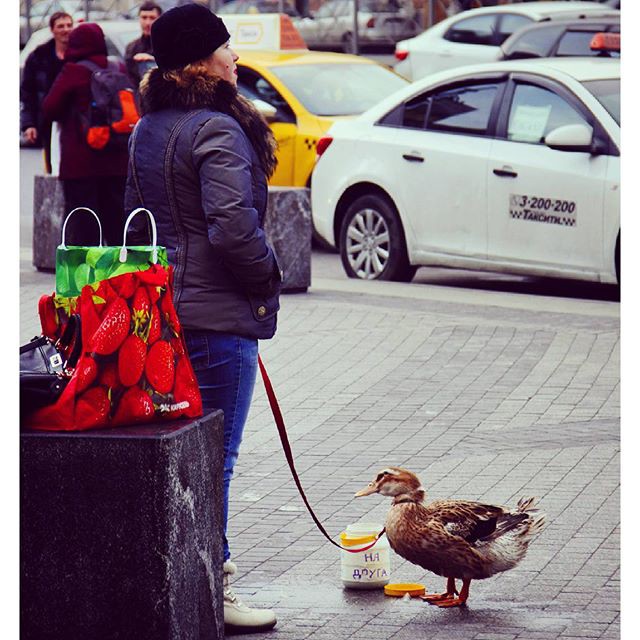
[[386, 503, 489, 578], [425, 500, 507, 544]]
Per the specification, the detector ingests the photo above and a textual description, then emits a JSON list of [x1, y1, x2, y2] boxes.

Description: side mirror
[[252, 98, 278, 122], [544, 123, 594, 153]]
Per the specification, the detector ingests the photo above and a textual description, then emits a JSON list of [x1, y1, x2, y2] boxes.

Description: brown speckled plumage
[[355, 467, 546, 606]]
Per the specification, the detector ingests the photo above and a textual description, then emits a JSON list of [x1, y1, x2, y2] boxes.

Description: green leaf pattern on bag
[[56, 246, 169, 297]]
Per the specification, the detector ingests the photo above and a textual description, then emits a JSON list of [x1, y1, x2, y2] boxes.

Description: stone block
[[21, 412, 225, 640], [264, 187, 312, 293], [32, 176, 312, 292], [32, 174, 65, 271]]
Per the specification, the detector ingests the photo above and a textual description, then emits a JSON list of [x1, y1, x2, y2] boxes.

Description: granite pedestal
[[21, 412, 225, 640], [32, 174, 65, 272], [32, 176, 312, 291], [263, 186, 312, 293]]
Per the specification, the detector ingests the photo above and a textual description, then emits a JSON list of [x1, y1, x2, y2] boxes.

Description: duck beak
[[354, 483, 378, 497]]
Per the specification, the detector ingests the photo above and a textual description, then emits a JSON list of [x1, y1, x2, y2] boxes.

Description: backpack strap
[[77, 59, 121, 76], [77, 59, 101, 73]]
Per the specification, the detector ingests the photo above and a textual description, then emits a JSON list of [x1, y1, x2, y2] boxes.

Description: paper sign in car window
[[509, 104, 551, 143]]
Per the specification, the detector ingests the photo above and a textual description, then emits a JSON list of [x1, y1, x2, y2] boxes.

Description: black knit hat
[[151, 4, 230, 71]]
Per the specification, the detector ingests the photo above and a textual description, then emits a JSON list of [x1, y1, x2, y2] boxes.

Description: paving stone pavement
[[19, 253, 620, 640]]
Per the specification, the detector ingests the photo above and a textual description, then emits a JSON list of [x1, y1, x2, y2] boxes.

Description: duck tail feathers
[[516, 496, 539, 513], [475, 504, 546, 575], [528, 513, 547, 537]]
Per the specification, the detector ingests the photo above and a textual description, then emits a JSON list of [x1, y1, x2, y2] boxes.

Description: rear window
[[557, 30, 620, 57], [271, 63, 407, 116], [378, 81, 500, 137], [427, 83, 499, 135], [582, 78, 620, 124], [502, 25, 564, 59], [496, 14, 532, 45], [445, 14, 496, 46]]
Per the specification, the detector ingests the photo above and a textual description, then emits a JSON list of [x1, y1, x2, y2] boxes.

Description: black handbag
[[20, 316, 82, 419]]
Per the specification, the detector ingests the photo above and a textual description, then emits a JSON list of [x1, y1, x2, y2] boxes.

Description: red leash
[[257, 355, 385, 553]]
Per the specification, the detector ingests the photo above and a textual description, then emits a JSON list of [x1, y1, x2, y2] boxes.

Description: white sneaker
[[223, 560, 277, 634]]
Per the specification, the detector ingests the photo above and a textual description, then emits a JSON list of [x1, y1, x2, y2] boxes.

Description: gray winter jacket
[[124, 70, 281, 340]]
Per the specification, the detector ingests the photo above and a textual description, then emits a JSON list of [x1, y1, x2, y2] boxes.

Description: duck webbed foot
[[420, 577, 458, 603], [427, 579, 471, 608]]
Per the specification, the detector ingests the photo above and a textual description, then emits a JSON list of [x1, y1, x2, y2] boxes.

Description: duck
[[355, 467, 545, 608]]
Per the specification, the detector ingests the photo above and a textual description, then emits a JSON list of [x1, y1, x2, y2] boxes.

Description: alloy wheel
[[345, 208, 390, 279]]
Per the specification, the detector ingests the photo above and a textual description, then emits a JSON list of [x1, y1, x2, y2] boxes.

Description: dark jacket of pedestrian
[[124, 5, 281, 631], [20, 38, 65, 139], [124, 34, 153, 87], [124, 68, 281, 339], [42, 23, 129, 181]]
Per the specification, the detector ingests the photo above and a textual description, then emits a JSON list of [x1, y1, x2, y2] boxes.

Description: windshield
[[582, 78, 620, 124], [271, 63, 407, 116]]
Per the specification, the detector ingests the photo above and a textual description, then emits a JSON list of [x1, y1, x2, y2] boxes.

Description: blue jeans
[[184, 330, 258, 562]]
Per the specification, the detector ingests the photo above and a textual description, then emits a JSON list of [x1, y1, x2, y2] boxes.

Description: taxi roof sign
[[590, 32, 620, 52], [222, 14, 307, 51]]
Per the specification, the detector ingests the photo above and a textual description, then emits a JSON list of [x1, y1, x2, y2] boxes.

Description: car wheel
[[339, 194, 416, 282]]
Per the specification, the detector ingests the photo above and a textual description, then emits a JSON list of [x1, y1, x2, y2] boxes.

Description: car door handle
[[493, 167, 518, 178], [402, 153, 424, 163]]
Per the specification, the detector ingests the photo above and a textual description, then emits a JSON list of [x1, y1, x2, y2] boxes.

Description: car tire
[[339, 194, 416, 282]]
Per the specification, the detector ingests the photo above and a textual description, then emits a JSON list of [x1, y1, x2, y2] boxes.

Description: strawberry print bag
[[25, 264, 202, 431]]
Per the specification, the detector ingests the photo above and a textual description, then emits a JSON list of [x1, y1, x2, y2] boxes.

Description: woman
[[42, 23, 129, 245], [124, 4, 281, 633]]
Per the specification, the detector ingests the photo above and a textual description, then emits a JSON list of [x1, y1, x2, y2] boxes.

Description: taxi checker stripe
[[258, 354, 386, 553]]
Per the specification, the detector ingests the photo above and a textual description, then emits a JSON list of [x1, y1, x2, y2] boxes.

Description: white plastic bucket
[[340, 522, 391, 589]]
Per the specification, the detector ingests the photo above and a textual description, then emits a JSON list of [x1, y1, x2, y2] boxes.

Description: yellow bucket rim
[[384, 583, 426, 597], [339, 531, 378, 547]]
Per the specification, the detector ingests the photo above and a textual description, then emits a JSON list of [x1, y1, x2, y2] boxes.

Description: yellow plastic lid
[[384, 583, 426, 597], [339, 531, 377, 547]]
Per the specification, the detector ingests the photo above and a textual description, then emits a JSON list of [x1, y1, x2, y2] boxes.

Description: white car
[[394, 1, 620, 81], [295, 0, 419, 52], [311, 58, 620, 285]]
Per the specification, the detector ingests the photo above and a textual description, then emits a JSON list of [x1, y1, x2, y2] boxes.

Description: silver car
[[295, 0, 419, 52]]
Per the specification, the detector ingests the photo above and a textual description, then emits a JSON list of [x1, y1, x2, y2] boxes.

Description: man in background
[[20, 11, 73, 173], [125, 1, 163, 88]]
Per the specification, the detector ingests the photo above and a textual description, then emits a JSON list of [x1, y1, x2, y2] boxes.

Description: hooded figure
[[43, 23, 129, 245]]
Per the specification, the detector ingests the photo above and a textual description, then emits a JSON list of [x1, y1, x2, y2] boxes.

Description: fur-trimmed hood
[[140, 68, 277, 177]]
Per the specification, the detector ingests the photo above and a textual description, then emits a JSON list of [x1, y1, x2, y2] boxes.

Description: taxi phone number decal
[[510, 194, 577, 227]]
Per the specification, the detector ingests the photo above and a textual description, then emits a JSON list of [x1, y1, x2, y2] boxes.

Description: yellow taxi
[[226, 14, 408, 186]]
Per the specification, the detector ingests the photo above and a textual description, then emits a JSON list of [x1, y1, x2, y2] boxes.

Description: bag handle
[[119, 207, 158, 264], [60, 207, 103, 248]]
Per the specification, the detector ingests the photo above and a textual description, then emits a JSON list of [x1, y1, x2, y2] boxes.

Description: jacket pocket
[[248, 291, 280, 323]]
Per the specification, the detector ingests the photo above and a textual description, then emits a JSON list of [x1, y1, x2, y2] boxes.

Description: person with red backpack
[[42, 23, 137, 246]]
